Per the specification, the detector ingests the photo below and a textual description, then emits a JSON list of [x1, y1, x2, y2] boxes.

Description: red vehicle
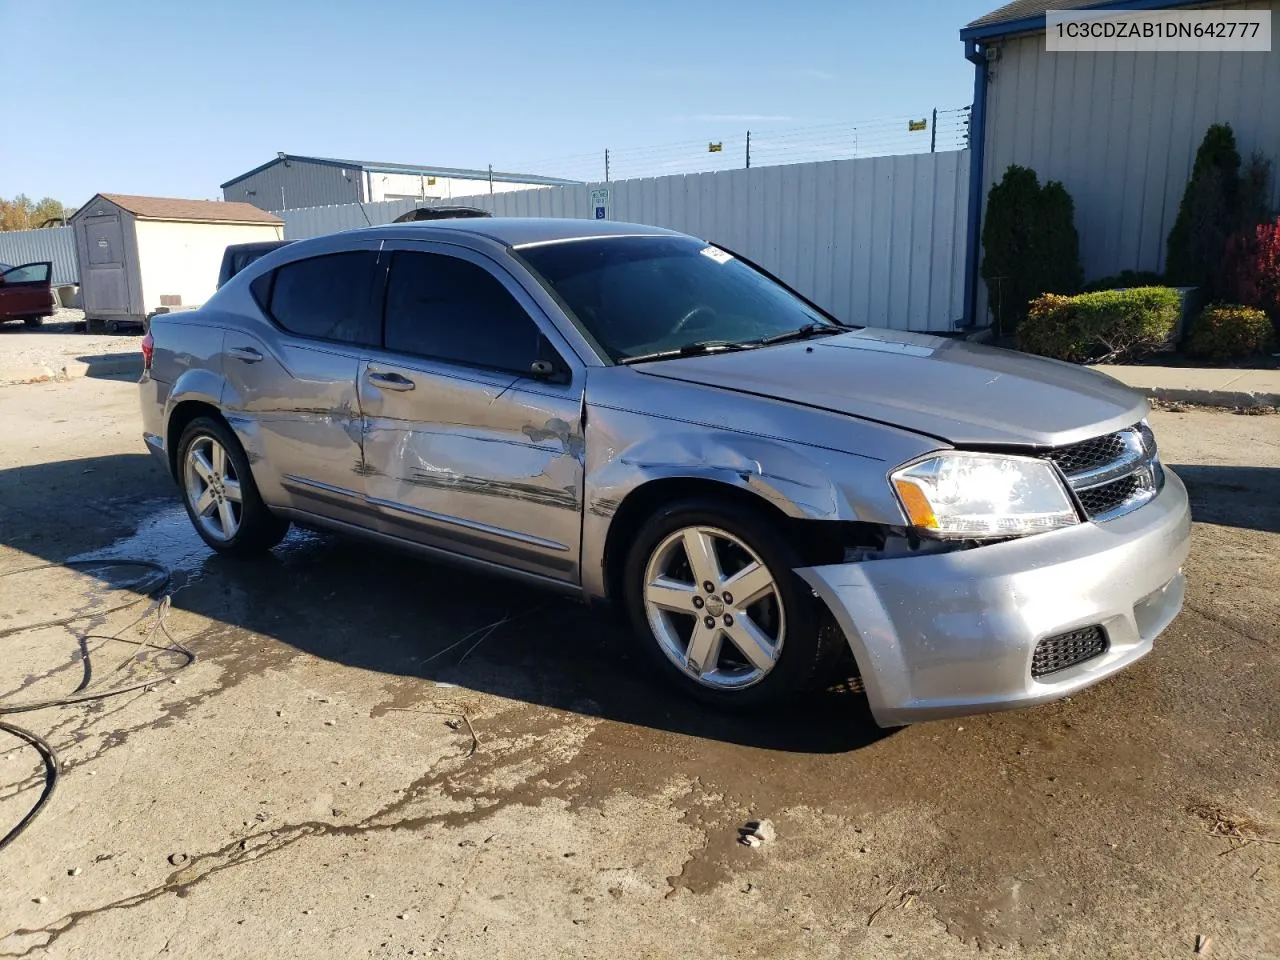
[[0, 261, 56, 328]]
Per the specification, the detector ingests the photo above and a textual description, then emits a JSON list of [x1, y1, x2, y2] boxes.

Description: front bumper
[[799, 468, 1191, 727]]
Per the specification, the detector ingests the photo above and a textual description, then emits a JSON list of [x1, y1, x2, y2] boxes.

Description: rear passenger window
[[249, 271, 273, 310], [265, 251, 380, 346], [383, 252, 542, 373]]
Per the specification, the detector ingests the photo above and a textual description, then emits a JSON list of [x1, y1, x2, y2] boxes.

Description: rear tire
[[22, 316, 43, 329], [176, 416, 289, 556], [622, 498, 841, 710]]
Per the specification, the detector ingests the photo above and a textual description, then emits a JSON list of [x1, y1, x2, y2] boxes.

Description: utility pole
[[488, 164, 494, 195], [604, 149, 610, 182], [745, 130, 751, 169], [930, 108, 938, 153]]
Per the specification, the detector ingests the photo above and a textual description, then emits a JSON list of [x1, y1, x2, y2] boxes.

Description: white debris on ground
[[0, 308, 143, 384]]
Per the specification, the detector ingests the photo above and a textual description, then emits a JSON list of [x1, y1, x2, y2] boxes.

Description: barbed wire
[[508, 106, 971, 183]]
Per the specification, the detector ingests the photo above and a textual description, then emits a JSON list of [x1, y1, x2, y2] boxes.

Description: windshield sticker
[[699, 246, 734, 264]]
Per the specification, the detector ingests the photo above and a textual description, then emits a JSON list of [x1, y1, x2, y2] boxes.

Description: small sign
[[97, 238, 108, 248], [908, 119, 928, 132], [590, 187, 611, 220], [708, 141, 723, 153]]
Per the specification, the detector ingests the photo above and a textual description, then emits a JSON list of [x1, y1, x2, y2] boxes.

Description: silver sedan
[[139, 219, 1190, 724]]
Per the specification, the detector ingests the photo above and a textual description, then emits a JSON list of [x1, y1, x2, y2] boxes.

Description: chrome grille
[[1046, 433, 1126, 476], [1044, 422, 1162, 522], [1032, 626, 1109, 678]]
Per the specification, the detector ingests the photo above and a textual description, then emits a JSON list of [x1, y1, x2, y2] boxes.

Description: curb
[[1140, 385, 1280, 409], [0, 355, 142, 385]]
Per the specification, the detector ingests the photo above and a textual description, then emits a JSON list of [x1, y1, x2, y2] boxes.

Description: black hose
[[0, 721, 59, 854], [0, 559, 191, 853]]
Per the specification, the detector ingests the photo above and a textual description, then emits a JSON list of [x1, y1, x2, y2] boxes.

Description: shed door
[[82, 215, 130, 315]]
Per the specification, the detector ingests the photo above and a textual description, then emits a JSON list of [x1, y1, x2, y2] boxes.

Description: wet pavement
[[0, 376, 1277, 959]]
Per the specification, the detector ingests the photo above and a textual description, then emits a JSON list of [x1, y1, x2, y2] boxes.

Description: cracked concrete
[[0, 375, 1278, 959]]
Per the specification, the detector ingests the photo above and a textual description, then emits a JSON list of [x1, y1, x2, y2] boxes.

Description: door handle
[[367, 371, 415, 391], [227, 346, 263, 363]]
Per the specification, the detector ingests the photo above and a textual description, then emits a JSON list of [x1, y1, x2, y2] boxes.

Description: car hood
[[631, 329, 1148, 447]]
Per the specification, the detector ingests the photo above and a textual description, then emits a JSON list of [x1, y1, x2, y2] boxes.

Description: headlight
[[890, 452, 1079, 539]]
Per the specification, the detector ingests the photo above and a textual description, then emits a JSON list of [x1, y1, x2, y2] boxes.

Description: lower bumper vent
[[1031, 626, 1108, 679]]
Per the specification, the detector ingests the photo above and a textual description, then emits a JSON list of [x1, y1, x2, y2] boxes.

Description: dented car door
[[357, 243, 585, 584], [220, 244, 380, 527]]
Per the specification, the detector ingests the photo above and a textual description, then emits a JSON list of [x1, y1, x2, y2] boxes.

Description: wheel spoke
[[722, 561, 775, 608], [217, 500, 237, 538], [680, 529, 722, 588], [646, 576, 698, 613], [189, 448, 214, 482], [685, 621, 723, 677], [222, 478, 242, 503], [194, 488, 217, 517], [724, 615, 778, 672], [210, 442, 227, 479]]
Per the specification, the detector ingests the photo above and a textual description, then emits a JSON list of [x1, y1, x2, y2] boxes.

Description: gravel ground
[[0, 309, 142, 383], [0, 376, 1277, 959]]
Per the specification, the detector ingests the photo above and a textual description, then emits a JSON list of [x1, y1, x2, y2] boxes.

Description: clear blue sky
[[1, 0, 996, 206]]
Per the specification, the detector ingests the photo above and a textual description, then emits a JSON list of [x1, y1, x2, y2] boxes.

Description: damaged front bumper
[[799, 468, 1192, 727]]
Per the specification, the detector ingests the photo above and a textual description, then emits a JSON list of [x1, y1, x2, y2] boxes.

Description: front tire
[[622, 498, 839, 710], [177, 416, 289, 556], [22, 315, 43, 329]]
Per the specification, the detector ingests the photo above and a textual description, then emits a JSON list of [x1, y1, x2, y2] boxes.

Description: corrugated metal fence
[[0, 227, 78, 285], [282, 150, 971, 332]]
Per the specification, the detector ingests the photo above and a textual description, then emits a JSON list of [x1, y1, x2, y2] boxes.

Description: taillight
[[141, 331, 154, 371]]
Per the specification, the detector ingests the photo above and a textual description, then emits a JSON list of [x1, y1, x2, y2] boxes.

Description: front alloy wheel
[[623, 499, 840, 709], [643, 525, 785, 689]]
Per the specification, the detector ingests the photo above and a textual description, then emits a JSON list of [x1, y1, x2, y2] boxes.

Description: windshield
[[517, 236, 845, 363]]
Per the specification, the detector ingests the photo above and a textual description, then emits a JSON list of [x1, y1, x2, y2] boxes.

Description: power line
[[507, 106, 971, 182]]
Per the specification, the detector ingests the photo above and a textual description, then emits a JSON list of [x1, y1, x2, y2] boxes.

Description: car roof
[[354, 217, 685, 248]]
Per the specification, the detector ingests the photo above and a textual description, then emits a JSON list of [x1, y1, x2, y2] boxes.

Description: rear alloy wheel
[[184, 434, 244, 543], [623, 499, 839, 709], [177, 417, 288, 556]]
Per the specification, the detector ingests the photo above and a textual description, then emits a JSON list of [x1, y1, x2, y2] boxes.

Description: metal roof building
[[959, 0, 1280, 326], [221, 155, 581, 212]]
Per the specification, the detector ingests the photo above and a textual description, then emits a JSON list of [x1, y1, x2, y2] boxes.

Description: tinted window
[[383, 252, 542, 373], [519, 236, 840, 362], [249, 271, 274, 309], [266, 251, 380, 346]]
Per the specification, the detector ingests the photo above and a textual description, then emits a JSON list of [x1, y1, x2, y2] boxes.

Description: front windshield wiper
[[751, 322, 845, 347], [618, 341, 753, 365]]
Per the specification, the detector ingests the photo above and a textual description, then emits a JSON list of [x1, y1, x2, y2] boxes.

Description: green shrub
[[1083, 270, 1166, 293], [1018, 287, 1182, 363], [1186, 303, 1276, 361], [981, 165, 1083, 333], [1165, 127, 1274, 297], [1166, 124, 1241, 292]]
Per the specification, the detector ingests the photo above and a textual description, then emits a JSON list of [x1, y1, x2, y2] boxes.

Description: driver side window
[[2, 263, 50, 284]]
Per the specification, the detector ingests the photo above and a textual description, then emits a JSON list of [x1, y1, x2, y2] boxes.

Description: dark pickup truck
[[217, 241, 293, 290]]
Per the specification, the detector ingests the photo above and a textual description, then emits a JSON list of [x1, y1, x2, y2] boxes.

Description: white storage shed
[[71, 194, 283, 329]]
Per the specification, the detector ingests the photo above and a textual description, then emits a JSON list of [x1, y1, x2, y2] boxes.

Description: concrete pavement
[[1091, 363, 1280, 408], [0, 309, 142, 384], [1, 375, 1278, 959]]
